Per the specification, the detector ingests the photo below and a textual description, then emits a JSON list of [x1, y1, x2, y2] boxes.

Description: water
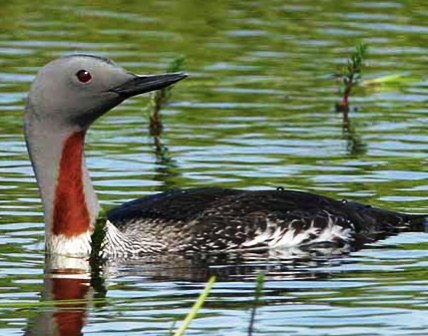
[[1, 0, 428, 335]]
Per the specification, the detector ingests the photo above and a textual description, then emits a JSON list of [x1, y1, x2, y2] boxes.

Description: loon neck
[[25, 119, 100, 255]]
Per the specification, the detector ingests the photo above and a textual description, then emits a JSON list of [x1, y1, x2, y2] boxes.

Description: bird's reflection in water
[[24, 246, 353, 335], [24, 256, 97, 336], [108, 244, 352, 282]]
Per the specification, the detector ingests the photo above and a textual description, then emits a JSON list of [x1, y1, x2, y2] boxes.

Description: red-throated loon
[[24, 54, 426, 257]]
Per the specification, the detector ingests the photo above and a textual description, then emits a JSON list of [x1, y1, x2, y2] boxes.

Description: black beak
[[110, 72, 187, 98]]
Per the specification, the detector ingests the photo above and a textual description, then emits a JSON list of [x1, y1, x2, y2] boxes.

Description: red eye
[[76, 70, 92, 83]]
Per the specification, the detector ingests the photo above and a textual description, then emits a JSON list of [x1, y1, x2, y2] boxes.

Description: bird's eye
[[76, 70, 92, 83]]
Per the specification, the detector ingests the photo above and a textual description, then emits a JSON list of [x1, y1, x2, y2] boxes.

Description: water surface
[[1, 0, 428, 335]]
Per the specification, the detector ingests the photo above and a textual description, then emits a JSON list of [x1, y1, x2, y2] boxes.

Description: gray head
[[25, 54, 186, 130], [23, 55, 186, 250]]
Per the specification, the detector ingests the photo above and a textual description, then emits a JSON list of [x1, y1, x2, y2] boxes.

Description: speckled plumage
[[105, 187, 426, 255], [25, 55, 426, 258]]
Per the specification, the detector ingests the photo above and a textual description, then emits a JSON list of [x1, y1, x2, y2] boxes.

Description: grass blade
[[173, 275, 216, 336], [248, 273, 265, 336]]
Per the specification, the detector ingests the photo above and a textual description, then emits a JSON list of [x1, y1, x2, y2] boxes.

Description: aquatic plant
[[90, 210, 108, 261], [248, 273, 265, 336], [335, 43, 368, 119], [172, 275, 216, 336], [148, 56, 186, 138]]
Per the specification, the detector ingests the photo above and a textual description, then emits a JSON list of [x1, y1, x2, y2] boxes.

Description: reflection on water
[[24, 257, 96, 336], [342, 119, 368, 157], [1, 0, 428, 335], [20, 239, 428, 335], [24, 250, 352, 336], [153, 142, 181, 192], [25, 275, 91, 336]]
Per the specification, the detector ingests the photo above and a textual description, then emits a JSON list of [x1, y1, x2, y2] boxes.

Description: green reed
[[172, 275, 216, 336], [335, 43, 368, 118], [248, 273, 265, 336], [148, 56, 186, 137]]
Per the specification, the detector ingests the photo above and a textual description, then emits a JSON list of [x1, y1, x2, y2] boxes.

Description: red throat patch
[[52, 277, 89, 335], [52, 131, 90, 237]]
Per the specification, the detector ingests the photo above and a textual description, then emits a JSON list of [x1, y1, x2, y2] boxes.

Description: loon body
[[105, 187, 424, 256], [24, 55, 425, 257]]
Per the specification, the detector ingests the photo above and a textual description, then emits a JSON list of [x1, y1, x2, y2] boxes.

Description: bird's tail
[[348, 200, 427, 238]]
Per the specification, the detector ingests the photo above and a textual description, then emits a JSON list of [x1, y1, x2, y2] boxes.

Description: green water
[[1, 0, 428, 335]]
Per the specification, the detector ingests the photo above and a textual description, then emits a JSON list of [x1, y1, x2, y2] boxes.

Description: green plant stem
[[336, 43, 367, 114], [173, 276, 216, 336], [248, 273, 265, 336], [148, 56, 185, 137]]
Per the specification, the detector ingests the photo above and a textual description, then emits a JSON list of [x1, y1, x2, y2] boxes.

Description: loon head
[[23, 55, 187, 257], [25, 54, 187, 130]]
